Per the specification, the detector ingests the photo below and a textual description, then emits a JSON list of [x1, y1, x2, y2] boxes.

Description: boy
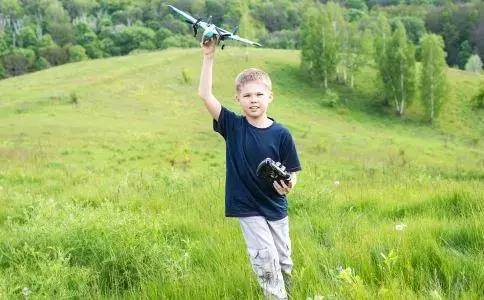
[[198, 39, 302, 300]]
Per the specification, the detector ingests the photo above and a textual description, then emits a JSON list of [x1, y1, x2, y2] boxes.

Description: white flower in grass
[[395, 223, 407, 231], [22, 287, 31, 297], [334, 181, 340, 186]]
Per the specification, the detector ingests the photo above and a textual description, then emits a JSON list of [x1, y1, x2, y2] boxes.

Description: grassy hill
[[0, 48, 483, 299]]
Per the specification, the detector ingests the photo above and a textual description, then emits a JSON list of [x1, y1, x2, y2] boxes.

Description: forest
[[0, 0, 482, 80]]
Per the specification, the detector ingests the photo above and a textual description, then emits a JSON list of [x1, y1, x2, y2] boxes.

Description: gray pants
[[238, 216, 293, 300]]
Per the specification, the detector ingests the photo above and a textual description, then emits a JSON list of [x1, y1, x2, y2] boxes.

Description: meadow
[[0, 48, 483, 299]]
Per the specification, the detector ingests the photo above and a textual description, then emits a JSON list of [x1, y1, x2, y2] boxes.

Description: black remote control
[[256, 158, 291, 184]]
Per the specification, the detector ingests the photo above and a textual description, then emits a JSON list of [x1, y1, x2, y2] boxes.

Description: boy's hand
[[201, 38, 216, 57], [273, 179, 293, 196]]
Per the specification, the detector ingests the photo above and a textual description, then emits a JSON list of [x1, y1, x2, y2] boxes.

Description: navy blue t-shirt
[[213, 106, 302, 221]]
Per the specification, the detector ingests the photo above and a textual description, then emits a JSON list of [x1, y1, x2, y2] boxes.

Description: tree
[[0, 61, 6, 79], [100, 37, 120, 56], [0, 34, 7, 54], [465, 54, 483, 74], [45, 0, 74, 46], [112, 6, 143, 26], [68, 44, 88, 62], [346, 0, 368, 11], [37, 34, 55, 48], [373, 14, 393, 104], [339, 20, 372, 88], [259, 29, 299, 49], [39, 45, 69, 66], [236, 0, 266, 41], [73, 22, 103, 57], [300, 6, 318, 79], [386, 21, 416, 116], [470, 21, 484, 66], [0, 0, 23, 19], [457, 40, 472, 69], [18, 26, 37, 48], [113, 26, 156, 54], [155, 27, 171, 48], [34, 56, 50, 70], [2, 48, 35, 76], [420, 34, 448, 122], [74, 22, 97, 46], [300, 3, 340, 88], [394, 16, 425, 44], [84, 40, 103, 58], [204, 0, 224, 26], [252, 0, 299, 33], [61, 0, 98, 18]]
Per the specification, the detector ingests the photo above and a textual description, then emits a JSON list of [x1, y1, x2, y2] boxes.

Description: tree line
[[0, 0, 482, 81], [301, 1, 483, 122]]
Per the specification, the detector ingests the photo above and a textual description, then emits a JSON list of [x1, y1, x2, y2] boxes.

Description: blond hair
[[235, 68, 272, 93]]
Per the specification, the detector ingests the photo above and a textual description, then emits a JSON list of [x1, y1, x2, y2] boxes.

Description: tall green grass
[[0, 48, 483, 299]]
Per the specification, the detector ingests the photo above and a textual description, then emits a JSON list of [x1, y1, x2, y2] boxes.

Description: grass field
[[0, 47, 483, 299]]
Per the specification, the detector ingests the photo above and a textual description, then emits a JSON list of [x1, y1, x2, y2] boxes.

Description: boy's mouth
[[249, 106, 259, 109]]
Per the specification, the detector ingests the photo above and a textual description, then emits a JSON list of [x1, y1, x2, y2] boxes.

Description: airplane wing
[[166, 5, 207, 30], [214, 25, 261, 47], [226, 34, 262, 47], [215, 26, 232, 36]]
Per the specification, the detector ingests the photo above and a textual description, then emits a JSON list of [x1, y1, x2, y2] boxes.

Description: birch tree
[[341, 23, 372, 88], [420, 33, 448, 122], [465, 54, 483, 74], [300, 3, 339, 88], [317, 8, 337, 88], [373, 14, 392, 104], [300, 7, 318, 78]]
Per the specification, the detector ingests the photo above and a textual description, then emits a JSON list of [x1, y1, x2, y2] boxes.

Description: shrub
[[472, 82, 484, 109], [68, 45, 88, 62], [160, 35, 199, 49], [34, 57, 51, 71], [39, 45, 69, 66], [259, 30, 299, 49], [69, 92, 79, 105], [321, 89, 340, 107], [1, 48, 36, 76]]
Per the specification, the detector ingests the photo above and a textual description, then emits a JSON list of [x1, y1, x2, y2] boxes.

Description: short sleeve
[[213, 106, 238, 139], [280, 130, 302, 172]]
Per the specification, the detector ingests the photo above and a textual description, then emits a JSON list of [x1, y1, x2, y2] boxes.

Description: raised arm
[[198, 39, 222, 121]]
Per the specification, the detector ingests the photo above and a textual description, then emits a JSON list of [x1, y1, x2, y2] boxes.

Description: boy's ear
[[268, 91, 273, 103], [235, 94, 240, 103]]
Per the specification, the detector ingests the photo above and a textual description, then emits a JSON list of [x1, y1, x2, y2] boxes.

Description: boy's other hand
[[273, 179, 293, 196], [201, 38, 216, 57]]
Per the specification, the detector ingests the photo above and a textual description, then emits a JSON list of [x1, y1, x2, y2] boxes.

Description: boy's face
[[235, 81, 273, 119]]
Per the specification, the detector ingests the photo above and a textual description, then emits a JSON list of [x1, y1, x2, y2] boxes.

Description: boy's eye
[[244, 95, 250, 97]]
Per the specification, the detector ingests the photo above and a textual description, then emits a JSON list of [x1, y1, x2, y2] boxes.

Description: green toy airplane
[[166, 5, 262, 50]]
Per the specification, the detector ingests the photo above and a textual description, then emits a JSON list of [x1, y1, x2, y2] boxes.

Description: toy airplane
[[166, 4, 262, 50]]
